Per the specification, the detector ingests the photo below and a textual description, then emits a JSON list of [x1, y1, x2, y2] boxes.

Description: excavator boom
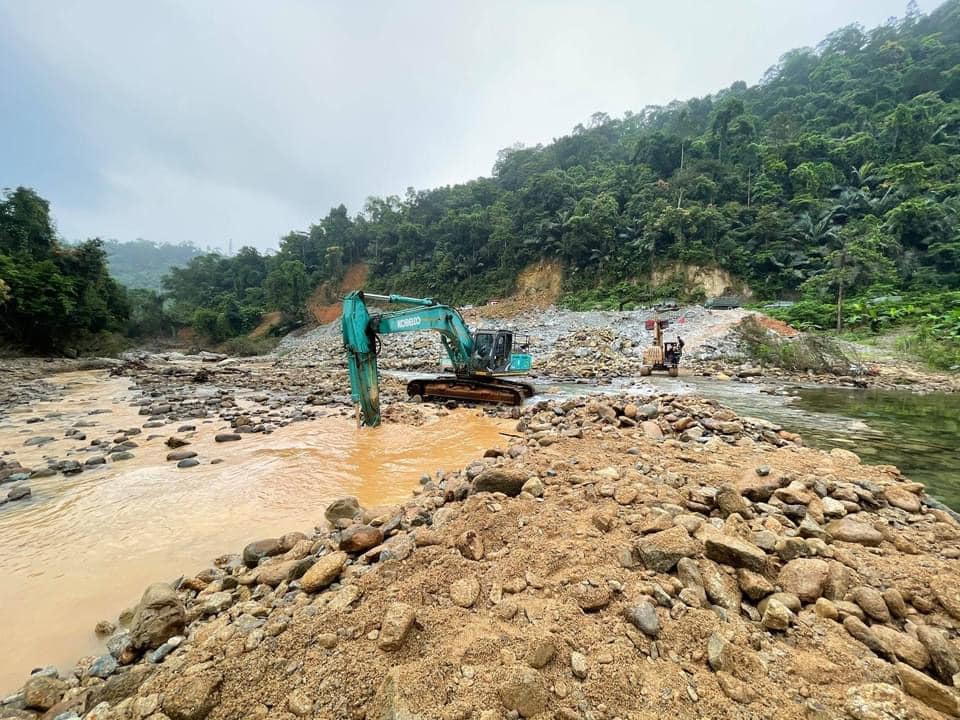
[[342, 291, 534, 426]]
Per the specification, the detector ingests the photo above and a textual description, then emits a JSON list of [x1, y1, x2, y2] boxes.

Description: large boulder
[[129, 583, 186, 651], [299, 551, 347, 593], [23, 675, 67, 710], [896, 662, 960, 716], [777, 559, 830, 602], [633, 526, 701, 573], [242, 538, 282, 567], [339, 525, 384, 553], [324, 496, 361, 525], [826, 517, 883, 547], [704, 534, 768, 572], [472, 469, 527, 496]]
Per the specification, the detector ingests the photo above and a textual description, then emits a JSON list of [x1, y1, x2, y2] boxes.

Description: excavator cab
[[472, 330, 532, 374]]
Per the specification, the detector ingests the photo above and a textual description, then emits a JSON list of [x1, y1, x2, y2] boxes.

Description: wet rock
[[896, 662, 960, 716], [498, 667, 548, 717], [24, 436, 55, 447], [777, 558, 829, 602], [242, 537, 283, 566], [166, 449, 197, 462], [161, 672, 223, 720], [378, 602, 416, 651], [472, 469, 527, 496], [214, 433, 241, 443], [130, 582, 186, 650], [85, 455, 106, 467], [299, 551, 347, 592], [339, 524, 384, 553], [827, 518, 883, 547], [146, 635, 183, 663], [86, 654, 118, 678], [633, 525, 701, 573], [324, 496, 361, 525], [624, 601, 660, 637], [450, 576, 481, 608], [23, 675, 66, 710], [7, 486, 31, 502], [704, 534, 767, 572], [178, 458, 200, 468]]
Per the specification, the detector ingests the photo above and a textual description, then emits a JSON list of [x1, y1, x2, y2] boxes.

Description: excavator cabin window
[[473, 330, 513, 372]]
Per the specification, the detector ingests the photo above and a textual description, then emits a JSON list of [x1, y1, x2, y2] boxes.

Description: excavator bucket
[[342, 291, 381, 427]]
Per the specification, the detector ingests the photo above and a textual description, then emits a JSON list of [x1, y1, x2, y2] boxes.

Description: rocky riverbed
[[4, 385, 960, 719], [272, 303, 960, 394]]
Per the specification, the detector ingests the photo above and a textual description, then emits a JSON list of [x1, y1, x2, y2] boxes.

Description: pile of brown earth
[[5, 394, 960, 720]]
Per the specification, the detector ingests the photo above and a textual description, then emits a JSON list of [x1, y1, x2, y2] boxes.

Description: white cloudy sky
[[0, 1, 937, 252]]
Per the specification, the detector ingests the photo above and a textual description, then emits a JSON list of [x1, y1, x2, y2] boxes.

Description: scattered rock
[[129, 583, 186, 650], [450, 576, 481, 608], [378, 602, 417, 651], [299, 551, 347, 592]]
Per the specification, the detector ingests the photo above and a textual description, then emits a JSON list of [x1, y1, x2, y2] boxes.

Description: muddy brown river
[[0, 371, 508, 692]]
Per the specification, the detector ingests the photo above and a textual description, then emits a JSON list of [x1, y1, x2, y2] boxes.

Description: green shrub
[[220, 335, 279, 357]]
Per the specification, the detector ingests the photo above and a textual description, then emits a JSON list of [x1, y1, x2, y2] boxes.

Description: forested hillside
[[160, 0, 960, 343], [102, 239, 204, 290], [0, 188, 129, 353], [3, 1, 960, 358]]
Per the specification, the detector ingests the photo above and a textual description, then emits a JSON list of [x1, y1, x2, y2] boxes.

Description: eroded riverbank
[[0, 370, 509, 692]]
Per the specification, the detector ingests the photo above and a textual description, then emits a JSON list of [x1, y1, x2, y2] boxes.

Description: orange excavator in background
[[640, 316, 683, 377]]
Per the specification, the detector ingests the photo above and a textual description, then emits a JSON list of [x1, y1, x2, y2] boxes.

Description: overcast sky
[[0, 1, 937, 253]]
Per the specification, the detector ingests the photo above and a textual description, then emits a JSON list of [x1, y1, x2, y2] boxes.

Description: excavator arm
[[342, 290, 533, 427]]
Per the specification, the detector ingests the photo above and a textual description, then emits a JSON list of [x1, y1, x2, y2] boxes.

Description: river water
[[0, 371, 508, 693]]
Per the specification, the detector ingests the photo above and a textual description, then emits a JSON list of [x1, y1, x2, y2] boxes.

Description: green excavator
[[342, 291, 535, 427]]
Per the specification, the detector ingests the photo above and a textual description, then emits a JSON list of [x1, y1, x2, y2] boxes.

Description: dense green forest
[[3, 1, 960, 360], [101, 239, 204, 290], [0, 187, 130, 353], [159, 1, 960, 339]]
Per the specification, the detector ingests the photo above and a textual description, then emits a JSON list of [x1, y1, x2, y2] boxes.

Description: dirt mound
[[469, 260, 563, 320], [307, 263, 369, 324], [248, 311, 282, 339], [749, 314, 800, 338]]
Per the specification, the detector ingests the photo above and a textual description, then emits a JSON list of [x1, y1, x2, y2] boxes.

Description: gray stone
[[472, 469, 527, 496], [624, 602, 660, 637], [634, 526, 701, 573], [86, 655, 118, 679], [129, 583, 186, 650], [324, 496, 361, 524], [704, 534, 768, 572]]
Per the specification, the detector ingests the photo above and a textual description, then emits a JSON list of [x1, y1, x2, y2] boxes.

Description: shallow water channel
[[0, 371, 508, 693]]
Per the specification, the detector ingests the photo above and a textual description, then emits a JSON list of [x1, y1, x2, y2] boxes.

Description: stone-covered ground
[[5, 392, 960, 720]]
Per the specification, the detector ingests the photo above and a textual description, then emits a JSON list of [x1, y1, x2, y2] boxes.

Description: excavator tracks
[[406, 376, 535, 406]]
